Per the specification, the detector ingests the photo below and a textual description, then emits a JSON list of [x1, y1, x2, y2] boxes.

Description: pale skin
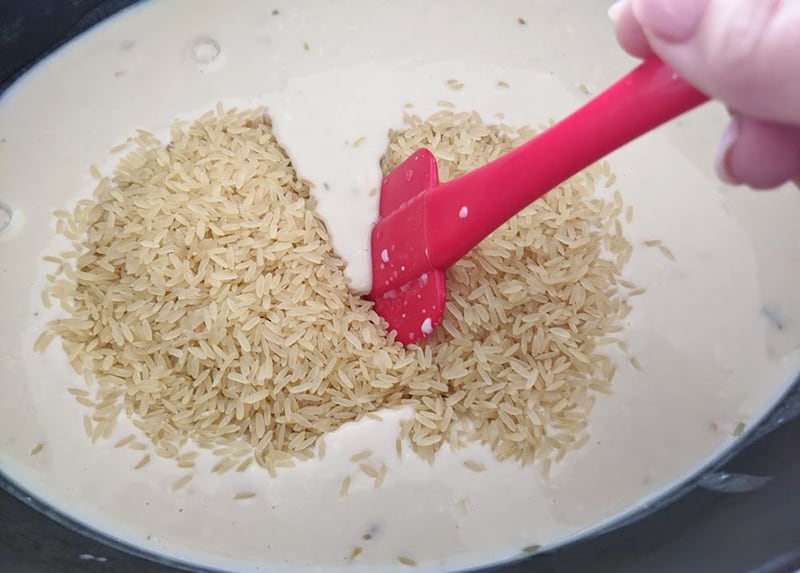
[[609, 0, 800, 189]]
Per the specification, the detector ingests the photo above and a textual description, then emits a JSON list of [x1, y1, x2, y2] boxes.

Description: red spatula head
[[368, 149, 446, 345]]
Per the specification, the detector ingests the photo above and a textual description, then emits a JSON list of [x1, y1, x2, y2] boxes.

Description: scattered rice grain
[[463, 460, 486, 472], [339, 475, 351, 497], [359, 462, 378, 478], [171, 474, 193, 491], [350, 450, 372, 463], [113, 434, 135, 448], [658, 244, 676, 261], [374, 463, 387, 487]]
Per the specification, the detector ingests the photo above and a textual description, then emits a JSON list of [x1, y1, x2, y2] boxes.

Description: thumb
[[631, 0, 800, 125]]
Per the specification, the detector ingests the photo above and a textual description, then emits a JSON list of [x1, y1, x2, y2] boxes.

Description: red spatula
[[368, 58, 709, 345]]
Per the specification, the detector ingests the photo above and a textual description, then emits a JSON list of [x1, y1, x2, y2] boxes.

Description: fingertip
[[612, 0, 655, 59], [631, 0, 710, 44], [608, 0, 627, 22], [634, 0, 800, 125], [714, 117, 741, 186], [722, 116, 800, 190]]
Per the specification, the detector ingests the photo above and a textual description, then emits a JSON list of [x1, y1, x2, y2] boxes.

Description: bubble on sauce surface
[[191, 37, 221, 64]]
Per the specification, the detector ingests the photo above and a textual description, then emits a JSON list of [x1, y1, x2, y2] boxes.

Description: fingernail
[[715, 118, 740, 185], [631, 0, 709, 42], [608, 0, 627, 22]]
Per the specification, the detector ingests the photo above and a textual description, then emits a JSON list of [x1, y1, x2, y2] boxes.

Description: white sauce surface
[[1, 1, 800, 571]]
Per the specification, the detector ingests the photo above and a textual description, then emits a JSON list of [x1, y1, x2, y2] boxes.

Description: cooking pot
[[1, 2, 799, 572]]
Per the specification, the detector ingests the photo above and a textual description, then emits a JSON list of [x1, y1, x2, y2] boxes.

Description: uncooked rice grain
[[39, 105, 633, 475], [82, 415, 92, 438], [374, 463, 387, 487], [658, 244, 676, 261], [359, 462, 378, 478], [350, 450, 372, 463], [339, 475, 351, 497], [171, 474, 193, 491], [463, 460, 486, 472], [446, 79, 465, 91]]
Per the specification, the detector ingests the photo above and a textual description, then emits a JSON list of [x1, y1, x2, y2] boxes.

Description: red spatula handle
[[425, 58, 710, 270]]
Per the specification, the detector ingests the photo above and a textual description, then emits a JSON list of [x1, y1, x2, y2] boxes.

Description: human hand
[[609, 0, 800, 189]]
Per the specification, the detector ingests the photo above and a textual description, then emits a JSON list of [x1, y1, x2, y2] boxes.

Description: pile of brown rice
[[37, 105, 633, 475]]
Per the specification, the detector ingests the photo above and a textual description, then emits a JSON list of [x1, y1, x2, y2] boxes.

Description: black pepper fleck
[[272, 9, 279, 15], [761, 307, 785, 331], [518, 17, 527, 25]]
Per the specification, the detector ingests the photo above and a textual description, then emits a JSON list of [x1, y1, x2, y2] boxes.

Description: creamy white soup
[[1, 1, 799, 572]]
